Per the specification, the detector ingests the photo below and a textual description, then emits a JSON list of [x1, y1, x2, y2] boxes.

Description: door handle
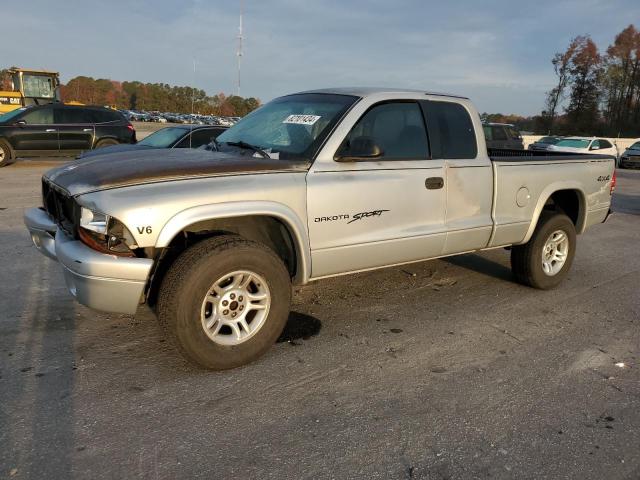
[[45, 129, 56, 132], [83, 128, 93, 132], [425, 177, 444, 190]]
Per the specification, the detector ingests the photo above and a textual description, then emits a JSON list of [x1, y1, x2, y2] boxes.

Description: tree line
[[0, 70, 260, 117]]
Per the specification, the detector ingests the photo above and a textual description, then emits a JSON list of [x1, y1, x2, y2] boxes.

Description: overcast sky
[[2, 0, 639, 115]]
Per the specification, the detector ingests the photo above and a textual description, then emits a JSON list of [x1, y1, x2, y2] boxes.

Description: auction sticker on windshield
[[283, 114, 321, 125]]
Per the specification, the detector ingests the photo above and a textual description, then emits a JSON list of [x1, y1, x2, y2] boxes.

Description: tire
[[157, 235, 292, 370], [0, 139, 15, 167], [511, 211, 576, 290], [94, 138, 119, 149]]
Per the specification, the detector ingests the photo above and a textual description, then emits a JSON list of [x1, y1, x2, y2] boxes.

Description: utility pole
[[236, 0, 243, 97]]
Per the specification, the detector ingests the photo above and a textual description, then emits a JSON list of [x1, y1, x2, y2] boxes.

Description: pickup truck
[[24, 87, 616, 370]]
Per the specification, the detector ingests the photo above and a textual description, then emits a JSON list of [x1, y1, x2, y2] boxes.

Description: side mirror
[[14, 120, 26, 126], [335, 136, 383, 162], [590, 145, 600, 151]]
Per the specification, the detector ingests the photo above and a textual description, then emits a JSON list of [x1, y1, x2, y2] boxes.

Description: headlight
[[80, 208, 109, 234], [79, 207, 137, 257]]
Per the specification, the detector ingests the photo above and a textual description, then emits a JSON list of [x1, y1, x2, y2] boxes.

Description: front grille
[[42, 179, 79, 237]]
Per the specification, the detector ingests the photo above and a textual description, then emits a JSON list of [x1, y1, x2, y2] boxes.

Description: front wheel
[[511, 212, 576, 289], [0, 139, 15, 167], [157, 235, 292, 370]]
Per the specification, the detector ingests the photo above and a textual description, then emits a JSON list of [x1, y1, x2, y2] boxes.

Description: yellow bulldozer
[[0, 67, 65, 114]]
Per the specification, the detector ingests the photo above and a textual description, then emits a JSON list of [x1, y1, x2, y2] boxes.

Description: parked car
[[547, 137, 618, 159], [0, 104, 135, 166], [618, 140, 640, 169], [25, 87, 615, 369], [528, 136, 563, 151], [483, 123, 524, 150], [78, 125, 227, 159]]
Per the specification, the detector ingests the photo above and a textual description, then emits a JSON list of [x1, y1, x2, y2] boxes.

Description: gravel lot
[[1, 160, 639, 479]]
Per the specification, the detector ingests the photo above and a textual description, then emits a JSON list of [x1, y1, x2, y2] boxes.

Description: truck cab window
[[341, 102, 429, 160], [422, 101, 477, 159]]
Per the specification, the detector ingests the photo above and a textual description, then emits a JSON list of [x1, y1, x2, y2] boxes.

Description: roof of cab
[[292, 87, 468, 100]]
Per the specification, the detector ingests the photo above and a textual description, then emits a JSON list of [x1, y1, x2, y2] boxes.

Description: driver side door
[[306, 101, 447, 278], [10, 106, 59, 153]]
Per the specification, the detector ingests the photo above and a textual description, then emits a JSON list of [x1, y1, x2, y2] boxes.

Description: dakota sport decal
[[314, 209, 390, 224]]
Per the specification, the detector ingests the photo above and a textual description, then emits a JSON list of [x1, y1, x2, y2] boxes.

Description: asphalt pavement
[[1, 160, 639, 479]]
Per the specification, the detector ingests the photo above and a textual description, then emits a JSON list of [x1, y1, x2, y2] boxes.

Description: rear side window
[[340, 102, 429, 160], [492, 126, 507, 141], [482, 125, 493, 141], [55, 107, 91, 124], [599, 139, 613, 149], [91, 109, 122, 123], [422, 101, 477, 159], [21, 107, 54, 124], [185, 129, 223, 148], [507, 127, 521, 139]]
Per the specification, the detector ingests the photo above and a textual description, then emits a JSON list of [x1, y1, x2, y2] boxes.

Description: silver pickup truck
[[24, 87, 615, 369]]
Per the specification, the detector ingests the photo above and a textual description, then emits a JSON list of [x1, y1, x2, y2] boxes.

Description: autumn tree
[[543, 37, 581, 133], [564, 36, 602, 134], [0, 69, 12, 90], [602, 25, 640, 136]]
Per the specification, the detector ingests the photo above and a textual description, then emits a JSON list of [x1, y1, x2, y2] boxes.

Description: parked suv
[[0, 104, 136, 166], [483, 123, 524, 150]]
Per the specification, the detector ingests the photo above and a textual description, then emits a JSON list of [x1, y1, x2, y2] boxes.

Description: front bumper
[[24, 207, 153, 314]]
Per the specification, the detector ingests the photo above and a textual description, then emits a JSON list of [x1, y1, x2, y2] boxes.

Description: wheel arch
[[155, 201, 311, 285], [522, 185, 586, 244], [93, 136, 119, 148]]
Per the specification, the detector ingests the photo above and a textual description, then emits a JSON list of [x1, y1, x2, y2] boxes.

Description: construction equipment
[[0, 67, 61, 114]]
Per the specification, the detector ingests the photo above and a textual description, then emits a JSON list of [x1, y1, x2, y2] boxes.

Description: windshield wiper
[[224, 141, 270, 159]]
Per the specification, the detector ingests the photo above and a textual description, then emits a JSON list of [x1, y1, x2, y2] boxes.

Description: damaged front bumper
[[24, 207, 153, 314]]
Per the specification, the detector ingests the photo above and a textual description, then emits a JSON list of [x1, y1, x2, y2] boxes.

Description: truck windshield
[[555, 139, 591, 148], [22, 74, 56, 99], [139, 127, 188, 147], [216, 93, 358, 161]]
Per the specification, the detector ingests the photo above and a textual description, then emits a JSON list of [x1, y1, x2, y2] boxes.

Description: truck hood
[[44, 149, 311, 196]]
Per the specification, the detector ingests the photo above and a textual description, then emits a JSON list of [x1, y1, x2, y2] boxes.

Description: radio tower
[[236, 0, 244, 97]]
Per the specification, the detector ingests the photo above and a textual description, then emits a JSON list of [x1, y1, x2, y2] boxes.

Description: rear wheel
[[0, 139, 15, 167], [94, 138, 119, 149], [157, 235, 292, 370], [511, 212, 576, 289]]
